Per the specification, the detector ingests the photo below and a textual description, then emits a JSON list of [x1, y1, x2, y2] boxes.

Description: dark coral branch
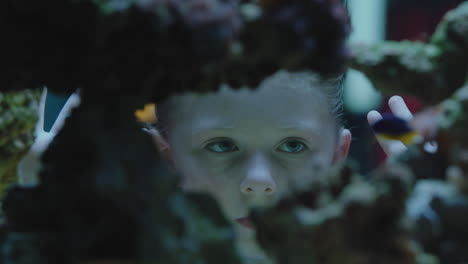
[[203, 0, 351, 89]]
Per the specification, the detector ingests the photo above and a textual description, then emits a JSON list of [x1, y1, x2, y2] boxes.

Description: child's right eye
[[205, 139, 239, 153], [277, 139, 307, 153]]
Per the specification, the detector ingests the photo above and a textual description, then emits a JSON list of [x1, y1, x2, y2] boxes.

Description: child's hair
[[256, 71, 345, 130], [155, 70, 345, 137]]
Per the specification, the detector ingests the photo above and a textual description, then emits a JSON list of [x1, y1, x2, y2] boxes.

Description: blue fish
[[372, 113, 419, 145]]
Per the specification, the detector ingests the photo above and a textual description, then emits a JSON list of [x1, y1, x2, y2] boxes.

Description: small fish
[[372, 113, 419, 145], [134, 103, 157, 123]]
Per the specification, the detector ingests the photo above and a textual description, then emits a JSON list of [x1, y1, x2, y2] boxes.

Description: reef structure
[[251, 2, 468, 264], [0, 90, 39, 199]]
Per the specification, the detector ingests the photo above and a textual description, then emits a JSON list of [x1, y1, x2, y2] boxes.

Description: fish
[[134, 103, 157, 123], [372, 113, 419, 145]]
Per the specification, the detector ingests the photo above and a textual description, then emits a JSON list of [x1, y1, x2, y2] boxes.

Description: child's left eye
[[277, 140, 307, 153], [205, 139, 239, 153]]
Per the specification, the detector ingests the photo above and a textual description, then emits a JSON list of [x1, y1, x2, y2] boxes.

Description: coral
[[2, 98, 240, 263], [1, 0, 243, 263], [204, 0, 351, 89], [239, 3, 468, 264], [0, 0, 354, 264], [252, 163, 438, 264], [350, 2, 468, 104], [0, 89, 40, 199], [0, 0, 241, 100], [350, 2, 468, 263], [5, 1, 468, 264]]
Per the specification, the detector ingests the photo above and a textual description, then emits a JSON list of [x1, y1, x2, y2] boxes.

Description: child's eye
[[277, 140, 307, 153], [205, 139, 239, 153]]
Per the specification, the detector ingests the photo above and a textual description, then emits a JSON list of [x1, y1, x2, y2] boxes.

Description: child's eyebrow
[[277, 121, 321, 138], [278, 120, 319, 130], [190, 119, 234, 137]]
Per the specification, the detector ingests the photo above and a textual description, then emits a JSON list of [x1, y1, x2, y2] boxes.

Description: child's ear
[[143, 128, 172, 162], [333, 128, 351, 164]]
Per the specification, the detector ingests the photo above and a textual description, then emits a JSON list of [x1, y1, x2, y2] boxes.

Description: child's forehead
[[167, 82, 331, 127], [174, 82, 326, 108], [159, 70, 337, 132], [172, 71, 329, 105]]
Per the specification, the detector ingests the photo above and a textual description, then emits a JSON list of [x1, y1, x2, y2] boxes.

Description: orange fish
[[134, 103, 157, 123]]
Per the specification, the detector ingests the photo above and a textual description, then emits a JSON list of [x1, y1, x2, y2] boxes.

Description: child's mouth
[[235, 217, 255, 229]]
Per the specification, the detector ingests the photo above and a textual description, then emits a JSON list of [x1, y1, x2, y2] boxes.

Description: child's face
[[157, 82, 350, 261], [162, 83, 349, 220]]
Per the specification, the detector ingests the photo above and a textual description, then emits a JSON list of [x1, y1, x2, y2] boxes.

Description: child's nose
[[240, 153, 276, 196]]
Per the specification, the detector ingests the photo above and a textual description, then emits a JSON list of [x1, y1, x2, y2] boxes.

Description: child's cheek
[[288, 159, 329, 192], [176, 153, 231, 194]]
